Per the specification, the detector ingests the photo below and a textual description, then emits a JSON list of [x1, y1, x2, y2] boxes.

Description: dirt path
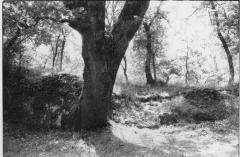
[[110, 121, 238, 157], [4, 120, 238, 157], [4, 89, 238, 157]]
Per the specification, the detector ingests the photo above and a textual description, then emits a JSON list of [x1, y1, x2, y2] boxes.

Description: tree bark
[[144, 23, 155, 84], [210, 2, 234, 86], [75, 35, 115, 130], [67, 1, 149, 130]]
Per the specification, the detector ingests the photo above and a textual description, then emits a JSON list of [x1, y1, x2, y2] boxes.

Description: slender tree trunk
[[52, 52, 57, 73], [152, 52, 157, 81], [121, 55, 128, 83], [145, 51, 154, 84], [239, 0, 240, 98], [211, 2, 234, 86], [185, 50, 189, 86], [59, 35, 66, 71], [144, 23, 155, 84], [67, 1, 149, 130], [52, 35, 60, 74], [217, 29, 234, 86]]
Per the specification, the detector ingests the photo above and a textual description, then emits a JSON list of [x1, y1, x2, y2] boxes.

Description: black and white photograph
[[2, 1, 240, 156]]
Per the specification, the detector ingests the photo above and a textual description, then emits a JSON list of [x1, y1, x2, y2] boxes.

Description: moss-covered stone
[[171, 88, 230, 122], [4, 74, 83, 130]]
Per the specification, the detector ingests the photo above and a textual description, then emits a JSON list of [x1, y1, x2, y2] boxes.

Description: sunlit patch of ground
[[110, 121, 238, 157], [4, 119, 238, 157]]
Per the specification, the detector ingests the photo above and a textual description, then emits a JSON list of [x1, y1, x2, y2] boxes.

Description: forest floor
[[3, 84, 239, 157]]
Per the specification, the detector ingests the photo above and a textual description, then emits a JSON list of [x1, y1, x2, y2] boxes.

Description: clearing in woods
[[4, 85, 239, 157]]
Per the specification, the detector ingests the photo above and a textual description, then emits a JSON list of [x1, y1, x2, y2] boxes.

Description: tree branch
[[112, 1, 150, 58], [148, 6, 161, 27]]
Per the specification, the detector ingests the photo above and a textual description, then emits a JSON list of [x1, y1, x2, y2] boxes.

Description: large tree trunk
[[144, 23, 155, 84], [76, 36, 115, 129], [210, 2, 234, 86], [67, 1, 150, 130]]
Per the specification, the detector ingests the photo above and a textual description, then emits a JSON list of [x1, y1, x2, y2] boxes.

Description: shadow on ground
[[4, 120, 238, 157]]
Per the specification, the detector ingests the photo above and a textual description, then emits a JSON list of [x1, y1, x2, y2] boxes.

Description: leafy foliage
[[3, 1, 71, 76], [132, 5, 169, 82], [205, 1, 239, 55]]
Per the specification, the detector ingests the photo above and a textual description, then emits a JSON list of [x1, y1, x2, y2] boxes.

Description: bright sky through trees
[[32, 1, 239, 85]]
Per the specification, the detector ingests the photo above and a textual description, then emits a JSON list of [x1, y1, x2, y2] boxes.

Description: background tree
[[51, 34, 60, 73], [133, 4, 167, 85], [121, 55, 129, 83], [174, 38, 204, 86], [3, 2, 70, 77], [59, 28, 67, 71], [159, 59, 181, 84], [207, 1, 239, 86], [50, 27, 70, 74]]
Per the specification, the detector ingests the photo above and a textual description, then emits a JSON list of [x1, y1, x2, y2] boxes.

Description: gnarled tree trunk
[[77, 35, 116, 129], [66, 1, 149, 130]]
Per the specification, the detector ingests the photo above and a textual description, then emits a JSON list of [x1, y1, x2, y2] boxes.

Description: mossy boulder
[[171, 88, 230, 123], [5, 73, 83, 130]]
